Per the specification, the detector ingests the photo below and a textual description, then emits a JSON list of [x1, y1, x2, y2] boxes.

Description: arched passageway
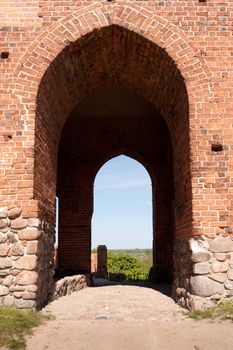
[[1, 3, 232, 312], [56, 84, 176, 284], [34, 24, 190, 307]]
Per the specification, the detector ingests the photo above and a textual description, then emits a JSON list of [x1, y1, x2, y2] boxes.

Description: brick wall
[[0, 1, 233, 308]]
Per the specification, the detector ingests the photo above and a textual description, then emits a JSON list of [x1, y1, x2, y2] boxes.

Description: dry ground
[[26, 281, 233, 350]]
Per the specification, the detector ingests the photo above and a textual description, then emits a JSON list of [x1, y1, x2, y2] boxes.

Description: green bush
[[107, 252, 148, 281]]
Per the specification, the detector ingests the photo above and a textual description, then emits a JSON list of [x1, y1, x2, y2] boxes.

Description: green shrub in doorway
[[107, 252, 148, 281]]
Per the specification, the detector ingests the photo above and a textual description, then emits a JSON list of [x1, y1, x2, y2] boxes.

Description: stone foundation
[[2, 204, 233, 310], [0, 206, 54, 309], [173, 236, 233, 310], [54, 275, 88, 298]]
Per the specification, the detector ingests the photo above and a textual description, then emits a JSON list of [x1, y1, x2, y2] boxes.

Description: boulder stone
[[27, 218, 40, 228], [212, 262, 221, 273], [0, 286, 9, 296], [3, 295, 15, 307], [10, 269, 20, 276], [26, 241, 38, 255], [0, 232, 7, 243], [190, 275, 225, 297], [0, 219, 7, 229], [190, 239, 212, 263], [16, 271, 38, 285], [3, 275, 14, 287], [11, 241, 25, 256], [226, 290, 233, 297], [27, 284, 38, 292], [0, 243, 10, 257], [220, 260, 229, 273], [22, 291, 36, 300], [210, 294, 222, 300], [224, 280, 233, 290], [0, 207, 7, 219], [14, 256, 38, 271], [0, 270, 10, 277], [11, 218, 27, 230], [13, 292, 23, 299], [7, 207, 22, 220], [7, 231, 17, 243], [0, 257, 13, 269], [193, 262, 210, 275], [227, 269, 233, 280], [15, 299, 36, 309], [209, 273, 227, 283], [191, 251, 211, 263], [215, 253, 227, 261], [9, 285, 25, 292], [209, 238, 233, 253], [18, 228, 41, 241]]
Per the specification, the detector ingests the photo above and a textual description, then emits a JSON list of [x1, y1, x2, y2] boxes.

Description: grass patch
[[187, 301, 233, 322], [0, 307, 50, 349]]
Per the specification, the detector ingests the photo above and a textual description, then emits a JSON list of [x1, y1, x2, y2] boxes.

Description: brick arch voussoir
[[13, 3, 212, 101]]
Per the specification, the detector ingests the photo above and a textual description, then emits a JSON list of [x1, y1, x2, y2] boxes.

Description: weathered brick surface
[[0, 1, 233, 308]]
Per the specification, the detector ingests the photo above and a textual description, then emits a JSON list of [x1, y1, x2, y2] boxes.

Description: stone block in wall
[[16, 271, 38, 285], [15, 299, 36, 309], [7, 207, 22, 220], [11, 219, 27, 230], [0, 207, 7, 219], [18, 228, 41, 240], [0, 244, 10, 257], [11, 242, 25, 256], [209, 273, 227, 283], [193, 262, 210, 275], [0, 233, 7, 243], [227, 269, 233, 280], [190, 276, 225, 297], [209, 238, 233, 253], [0, 219, 8, 229], [14, 256, 38, 271]]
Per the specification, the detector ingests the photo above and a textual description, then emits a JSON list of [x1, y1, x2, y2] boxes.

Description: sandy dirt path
[[26, 283, 233, 350]]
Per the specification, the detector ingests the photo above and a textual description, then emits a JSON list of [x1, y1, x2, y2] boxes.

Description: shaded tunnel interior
[[56, 85, 175, 282]]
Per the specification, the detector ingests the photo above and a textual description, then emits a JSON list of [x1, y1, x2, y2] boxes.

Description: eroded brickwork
[[0, 1, 233, 309]]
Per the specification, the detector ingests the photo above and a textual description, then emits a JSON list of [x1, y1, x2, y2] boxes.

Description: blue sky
[[92, 155, 152, 249]]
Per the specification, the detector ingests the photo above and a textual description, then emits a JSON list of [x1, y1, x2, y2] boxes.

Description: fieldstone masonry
[[174, 237, 233, 310], [54, 275, 87, 298], [1, 1, 233, 309], [0, 206, 54, 308]]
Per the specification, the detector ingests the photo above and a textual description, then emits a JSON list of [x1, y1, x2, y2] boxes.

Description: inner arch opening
[[92, 154, 153, 281], [92, 155, 153, 250]]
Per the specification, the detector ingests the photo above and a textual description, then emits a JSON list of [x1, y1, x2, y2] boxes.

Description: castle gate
[[1, 2, 233, 309]]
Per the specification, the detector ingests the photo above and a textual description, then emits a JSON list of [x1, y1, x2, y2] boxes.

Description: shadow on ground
[[92, 277, 172, 297]]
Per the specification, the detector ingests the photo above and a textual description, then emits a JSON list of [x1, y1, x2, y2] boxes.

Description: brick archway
[[2, 3, 227, 311]]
